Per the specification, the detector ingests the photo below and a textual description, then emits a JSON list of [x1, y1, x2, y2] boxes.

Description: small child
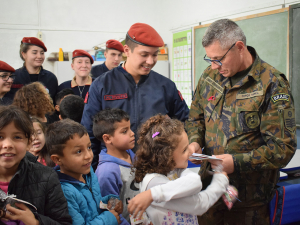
[[47, 119, 121, 224], [29, 117, 55, 167], [12, 82, 55, 124], [59, 95, 84, 123], [94, 108, 137, 225], [54, 88, 74, 112], [0, 105, 72, 224], [128, 115, 229, 225]]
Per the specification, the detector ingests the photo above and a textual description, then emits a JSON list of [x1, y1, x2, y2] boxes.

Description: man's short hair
[[60, 95, 84, 123], [55, 89, 74, 105], [93, 108, 130, 142], [46, 119, 88, 156], [125, 35, 138, 52], [202, 19, 246, 49]]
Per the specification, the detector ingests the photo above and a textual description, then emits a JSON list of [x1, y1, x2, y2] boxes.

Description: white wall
[[0, 0, 161, 73], [1, 0, 300, 82], [160, 0, 300, 83]]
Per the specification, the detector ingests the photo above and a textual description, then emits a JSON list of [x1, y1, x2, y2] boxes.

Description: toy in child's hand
[[100, 197, 121, 210], [222, 185, 240, 210], [129, 212, 152, 225], [109, 198, 123, 215], [0, 188, 37, 213], [213, 164, 241, 210]]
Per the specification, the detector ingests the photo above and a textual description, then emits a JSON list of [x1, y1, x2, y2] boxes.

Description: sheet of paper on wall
[[189, 153, 223, 161]]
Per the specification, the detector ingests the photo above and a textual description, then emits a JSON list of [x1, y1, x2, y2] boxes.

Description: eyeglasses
[[0, 74, 16, 82], [203, 42, 236, 66]]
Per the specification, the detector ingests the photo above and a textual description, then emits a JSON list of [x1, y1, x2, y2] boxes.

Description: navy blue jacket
[[7, 66, 58, 101], [91, 62, 109, 78], [58, 76, 93, 100], [81, 66, 189, 168]]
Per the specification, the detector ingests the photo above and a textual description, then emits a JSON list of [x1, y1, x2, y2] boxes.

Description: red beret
[[72, 49, 94, 64], [0, 61, 15, 73], [127, 23, 164, 47], [22, 37, 47, 52], [106, 40, 124, 52]]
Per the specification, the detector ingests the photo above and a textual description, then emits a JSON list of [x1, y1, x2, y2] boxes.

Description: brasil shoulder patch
[[271, 93, 290, 103]]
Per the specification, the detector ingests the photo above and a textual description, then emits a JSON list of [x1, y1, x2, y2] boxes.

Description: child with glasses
[[0, 61, 16, 106]]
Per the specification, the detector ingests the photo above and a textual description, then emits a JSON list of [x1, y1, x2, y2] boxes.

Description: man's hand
[[5, 203, 39, 225], [209, 154, 234, 174], [128, 189, 153, 219], [188, 142, 202, 164]]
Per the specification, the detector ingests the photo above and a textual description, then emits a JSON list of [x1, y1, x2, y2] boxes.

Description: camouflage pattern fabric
[[186, 46, 297, 212], [198, 199, 270, 225]]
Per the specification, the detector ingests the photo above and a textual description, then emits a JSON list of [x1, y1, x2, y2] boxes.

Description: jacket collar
[[118, 64, 149, 85], [71, 75, 92, 88], [22, 63, 44, 75]]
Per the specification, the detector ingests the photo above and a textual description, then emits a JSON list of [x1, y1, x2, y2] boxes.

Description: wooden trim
[[194, 7, 289, 30]]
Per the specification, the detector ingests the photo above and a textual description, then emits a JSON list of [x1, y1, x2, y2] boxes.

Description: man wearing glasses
[[0, 61, 15, 106], [186, 19, 296, 224]]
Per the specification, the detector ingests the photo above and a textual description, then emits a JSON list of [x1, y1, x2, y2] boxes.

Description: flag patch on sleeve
[[271, 93, 290, 103]]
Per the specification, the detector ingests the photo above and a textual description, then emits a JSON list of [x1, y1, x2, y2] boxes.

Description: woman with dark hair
[[7, 37, 58, 101], [0, 61, 15, 105]]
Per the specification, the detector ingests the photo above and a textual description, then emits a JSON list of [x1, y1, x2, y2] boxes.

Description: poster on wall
[[172, 30, 192, 108]]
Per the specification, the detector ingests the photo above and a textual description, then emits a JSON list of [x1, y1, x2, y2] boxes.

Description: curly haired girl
[[128, 114, 229, 225], [13, 81, 54, 124]]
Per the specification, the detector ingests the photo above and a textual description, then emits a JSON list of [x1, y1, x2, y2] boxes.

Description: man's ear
[[104, 51, 107, 59], [102, 134, 112, 144], [51, 154, 62, 166], [123, 45, 131, 57]]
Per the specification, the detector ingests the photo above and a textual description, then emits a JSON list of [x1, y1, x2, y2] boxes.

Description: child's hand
[[5, 203, 39, 225], [128, 189, 153, 219], [109, 209, 120, 224], [112, 200, 123, 215]]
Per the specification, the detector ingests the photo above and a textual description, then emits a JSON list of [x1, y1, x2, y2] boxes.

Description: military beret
[[72, 49, 94, 64], [106, 40, 124, 52], [127, 23, 164, 47], [22, 37, 47, 52], [0, 61, 15, 73]]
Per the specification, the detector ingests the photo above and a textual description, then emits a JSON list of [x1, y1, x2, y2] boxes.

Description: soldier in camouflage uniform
[[186, 19, 297, 225]]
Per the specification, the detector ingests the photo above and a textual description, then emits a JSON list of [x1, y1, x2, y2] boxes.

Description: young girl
[[7, 37, 58, 101], [29, 117, 55, 167], [0, 105, 71, 224], [128, 115, 229, 225], [58, 50, 94, 100], [0, 61, 15, 106], [12, 82, 55, 124]]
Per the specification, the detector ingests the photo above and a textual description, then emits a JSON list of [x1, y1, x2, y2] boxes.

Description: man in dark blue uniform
[[91, 39, 124, 78], [82, 23, 190, 169]]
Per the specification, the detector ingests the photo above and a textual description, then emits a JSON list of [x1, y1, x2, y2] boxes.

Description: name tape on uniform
[[236, 90, 263, 99]]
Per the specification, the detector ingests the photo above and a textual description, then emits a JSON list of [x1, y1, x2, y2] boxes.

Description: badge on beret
[[284, 108, 296, 133], [245, 112, 260, 129], [271, 93, 290, 103]]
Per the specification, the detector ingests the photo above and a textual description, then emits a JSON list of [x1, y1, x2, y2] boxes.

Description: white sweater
[[139, 168, 229, 225]]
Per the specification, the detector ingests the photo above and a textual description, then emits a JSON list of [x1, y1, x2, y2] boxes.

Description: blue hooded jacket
[[95, 149, 138, 225], [55, 166, 119, 225]]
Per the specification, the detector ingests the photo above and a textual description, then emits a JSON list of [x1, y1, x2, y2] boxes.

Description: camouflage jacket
[[186, 46, 297, 207]]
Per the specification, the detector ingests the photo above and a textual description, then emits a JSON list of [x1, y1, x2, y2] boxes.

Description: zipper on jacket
[[278, 108, 284, 139]]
